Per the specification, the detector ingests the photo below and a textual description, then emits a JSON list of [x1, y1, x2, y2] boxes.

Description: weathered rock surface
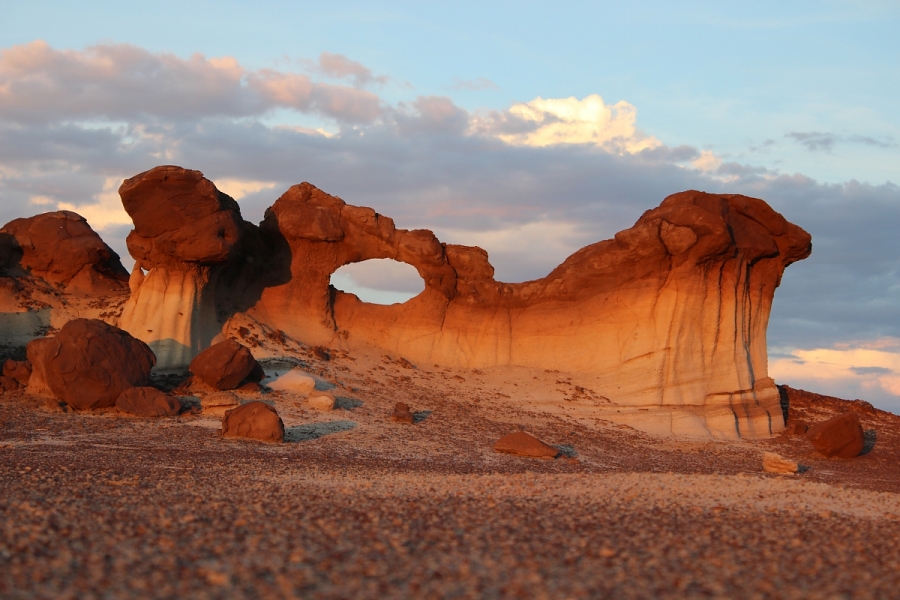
[[494, 431, 560, 459], [189, 339, 262, 390], [307, 391, 335, 411], [221, 401, 284, 443], [117, 166, 251, 368], [116, 387, 181, 417], [8, 165, 812, 440], [0, 211, 129, 295], [806, 412, 865, 458], [391, 402, 414, 424], [200, 391, 242, 415], [25, 319, 156, 410], [762, 452, 798, 475]]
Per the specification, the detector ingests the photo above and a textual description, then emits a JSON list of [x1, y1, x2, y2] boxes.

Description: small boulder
[[26, 319, 156, 410], [391, 402, 414, 424], [222, 401, 284, 443], [806, 412, 865, 458], [116, 387, 181, 417], [0, 376, 20, 393], [762, 452, 798, 475], [265, 370, 316, 395], [494, 431, 560, 459], [2, 359, 32, 386], [189, 339, 263, 390], [307, 391, 335, 411]]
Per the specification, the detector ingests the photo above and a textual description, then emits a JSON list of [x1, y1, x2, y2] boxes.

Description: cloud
[[473, 94, 662, 153], [449, 77, 499, 91], [786, 131, 896, 152], [214, 178, 277, 200], [0, 40, 382, 124], [316, 51, 387, 88]]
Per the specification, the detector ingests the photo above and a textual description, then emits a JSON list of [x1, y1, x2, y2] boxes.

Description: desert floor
[[2, 346, 900, 599]]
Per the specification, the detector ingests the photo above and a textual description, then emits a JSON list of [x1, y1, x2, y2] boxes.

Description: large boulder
[[26, 319, 156, 410], [189, 339, 263, 390], [115, 387, 181, 417], [0, 211, 129, 295], [221, 401, 284, 443], [806, 412, 865, 458]]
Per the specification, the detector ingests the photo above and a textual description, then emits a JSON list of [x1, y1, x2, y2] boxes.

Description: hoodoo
[[114, 165, 811, 438]]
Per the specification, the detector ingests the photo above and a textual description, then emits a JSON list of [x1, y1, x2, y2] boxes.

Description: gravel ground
[[2, 353, 900, 598]]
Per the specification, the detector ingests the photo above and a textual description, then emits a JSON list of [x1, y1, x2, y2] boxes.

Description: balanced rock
[[806, 412, 865, 458], [762, 452, 799, 475], [0, 211, 129, 295], [25, 318, 156, 410], [116, 387, 181, 417], [189, 339, 263, 390], [494, 431, 560, 459], [222, 401, 284, 443], [391, 402, 414, 424], [117, 166, 249, 368]]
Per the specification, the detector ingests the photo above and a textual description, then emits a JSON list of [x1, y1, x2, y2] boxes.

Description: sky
[[2, 0, 899, 411]]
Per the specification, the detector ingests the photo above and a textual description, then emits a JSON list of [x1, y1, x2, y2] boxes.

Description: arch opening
[[330, 258, 424, 305]]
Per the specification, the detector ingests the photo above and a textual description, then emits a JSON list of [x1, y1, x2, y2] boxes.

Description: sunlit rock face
[[114, 165, 811, 438], [117, 166, 248, 369], [0, 211, 130, 346]]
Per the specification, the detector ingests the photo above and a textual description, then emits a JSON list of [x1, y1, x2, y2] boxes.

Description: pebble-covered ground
[[2, 350, 900, 598]]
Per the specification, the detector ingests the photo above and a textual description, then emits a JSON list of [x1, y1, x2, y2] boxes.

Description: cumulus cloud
[[473, 94, 662, 153]]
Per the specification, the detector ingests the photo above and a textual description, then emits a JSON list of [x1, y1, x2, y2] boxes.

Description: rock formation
[[26, 318, 156, 410], [117, 166, 251, 368], [2, 164, 810, 439]]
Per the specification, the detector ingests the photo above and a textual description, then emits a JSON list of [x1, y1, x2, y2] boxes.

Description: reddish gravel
[[2, 371, 900, 598]]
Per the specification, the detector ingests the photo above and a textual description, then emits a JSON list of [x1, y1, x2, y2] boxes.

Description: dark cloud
[[786, 131, 896, 152]]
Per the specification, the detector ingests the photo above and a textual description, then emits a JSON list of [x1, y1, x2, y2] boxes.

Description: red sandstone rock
[[391, 402, 415, 424], [116, 387, 181, 417], [2, 359, 31, 387], [189, 340, 262, 390], [0, 211, 129, 295], [0, 375, 20, 393], [494, 431, 560, 459], [784, 420, 809, 436], [806, 412, 865, 458], [119, 166, 244, 269], [221, 401, 284, 443], [25, 319, 156, 410]]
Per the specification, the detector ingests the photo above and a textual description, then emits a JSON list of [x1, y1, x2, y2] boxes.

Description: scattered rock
[[222, 401, 284, 443], [784, 420, 809, 435], [493, 431, 560, 460], [762, 452, 799, 475], [26, 318, 156, 410], [806, 412, 865, 458], [391, 402, 415, 424], [236, 381, 261, 393], [307, 391, 336, 411], [0, 375, 20, 393], [116, 387, 181, 417], [189, 339, 263, 390], [2, 359, 32, 387]]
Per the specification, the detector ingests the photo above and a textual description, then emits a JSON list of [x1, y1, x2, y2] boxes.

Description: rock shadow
[[285, 420, 357, 442], [412, 410, 431, 424], [861, 429, 877, 455], [334, 397, 363, 410], [554, 444, 578, 458]]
